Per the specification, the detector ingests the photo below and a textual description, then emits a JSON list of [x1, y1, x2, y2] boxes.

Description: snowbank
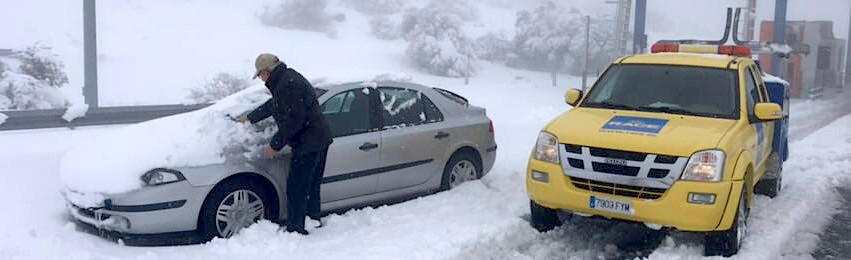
[[0, 112, 7, 126], [59, 85, 273, 197]]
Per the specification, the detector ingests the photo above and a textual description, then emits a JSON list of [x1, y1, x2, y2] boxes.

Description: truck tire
[[755, 152, 782, 198], [705, 187, 748, 257], [530, 201, 561, 232]]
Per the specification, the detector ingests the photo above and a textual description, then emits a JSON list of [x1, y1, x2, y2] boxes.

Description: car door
[[749, 66, 774, 175], [319, 87, 382, 203], [375, 87, 450, 192], [743, 67, 769, 183]]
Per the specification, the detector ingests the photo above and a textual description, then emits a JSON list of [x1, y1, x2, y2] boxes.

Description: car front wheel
[[199, 178, 271, 240], [705, 187, 748, 257]]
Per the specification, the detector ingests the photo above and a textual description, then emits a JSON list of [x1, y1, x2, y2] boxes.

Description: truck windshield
[[581, 64, 739, 119]]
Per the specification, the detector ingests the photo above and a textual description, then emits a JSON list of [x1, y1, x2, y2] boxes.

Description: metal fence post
[[633, 0, 647, 54]]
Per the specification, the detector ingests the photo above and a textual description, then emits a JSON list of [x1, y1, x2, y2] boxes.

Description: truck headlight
[[681, 150, 725, 182], [141, 168, 186, 186], [534, 131, 560, 164]]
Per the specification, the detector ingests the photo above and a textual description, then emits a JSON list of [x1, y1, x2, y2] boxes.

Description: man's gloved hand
[[238, 116, 250, 124]]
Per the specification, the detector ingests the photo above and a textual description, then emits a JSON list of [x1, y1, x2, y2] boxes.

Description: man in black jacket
[[240, 53, 333, 235]]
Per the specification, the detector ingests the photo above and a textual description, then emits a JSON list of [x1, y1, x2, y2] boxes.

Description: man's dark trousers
[[286, 147, 329, 232]]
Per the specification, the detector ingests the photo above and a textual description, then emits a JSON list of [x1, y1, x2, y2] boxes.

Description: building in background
[[760, 21, 846, 98]]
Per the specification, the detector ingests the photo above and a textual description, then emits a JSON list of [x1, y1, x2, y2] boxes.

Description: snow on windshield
[[60, 85, 274, 200]]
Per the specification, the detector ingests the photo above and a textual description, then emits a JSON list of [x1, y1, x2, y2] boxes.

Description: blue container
[[765, 78, 790, 162]]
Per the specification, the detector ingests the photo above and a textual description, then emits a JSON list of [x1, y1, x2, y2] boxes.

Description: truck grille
[[560, 144, 688, 197], [570, 177, 667, 199]]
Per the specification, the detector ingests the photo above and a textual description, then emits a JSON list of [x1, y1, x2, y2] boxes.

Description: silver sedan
[[64, 81, 496, 244]]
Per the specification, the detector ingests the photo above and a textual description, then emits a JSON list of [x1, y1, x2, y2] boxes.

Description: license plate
[[590, 196, 634, 215]]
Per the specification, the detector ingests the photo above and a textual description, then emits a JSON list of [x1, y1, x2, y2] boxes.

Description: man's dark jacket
[[247, 63, 332, 153]]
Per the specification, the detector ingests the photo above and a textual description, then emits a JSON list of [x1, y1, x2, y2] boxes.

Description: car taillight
[[488, 120, 494, 133]]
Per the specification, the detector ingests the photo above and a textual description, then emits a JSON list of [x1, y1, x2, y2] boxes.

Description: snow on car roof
[[763, 74, 789, 85]]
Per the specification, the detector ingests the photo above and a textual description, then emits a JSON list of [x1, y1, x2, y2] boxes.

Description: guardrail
[[0, 104, 209, 131], [809, 87, 824, 100]]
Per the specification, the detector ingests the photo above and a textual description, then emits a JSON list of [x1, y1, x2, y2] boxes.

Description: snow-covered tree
[[259, 0, 342, 36], [18, 43, 69, 88], [475, 32, 512, 62], [566, 16, 618, 75], [187, 73, 251, 104], [512, 2, 584, 85], [401, 1, 478, 78], [342, 0, 405, 16], [0, 71, 67, 110]]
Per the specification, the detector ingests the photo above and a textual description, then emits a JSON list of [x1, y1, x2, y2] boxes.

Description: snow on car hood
[[60, 85, 274, 201]]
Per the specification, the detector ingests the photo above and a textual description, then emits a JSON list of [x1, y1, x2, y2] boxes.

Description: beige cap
[[253, 53, 280, 79]]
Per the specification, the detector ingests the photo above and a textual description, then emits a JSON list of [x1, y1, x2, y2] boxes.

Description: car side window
[[749, 67, 768, 102], [321, 90, 372, 137], [378, 87, 440, 128], [744, 68, 759, 117]]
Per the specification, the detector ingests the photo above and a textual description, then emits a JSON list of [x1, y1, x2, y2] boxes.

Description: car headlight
[[141, 168, 186, 186], [681, 150, 725, 182], [534, 131, 560, 164]]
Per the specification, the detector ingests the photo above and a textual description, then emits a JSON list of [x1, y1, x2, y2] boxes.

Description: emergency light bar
[[651, 43, 752, 58]]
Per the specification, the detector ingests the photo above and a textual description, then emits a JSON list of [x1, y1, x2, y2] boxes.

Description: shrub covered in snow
[[342, 0, 405, 16], [510, 2, 583, 73], [188, 73, 251, 104], [18, 43, 69, 88], [259, 0, 339, 35], [369, 17, 401, 40], [475, 32, 512, 62], [401, 2, 478, 77], [0, 71, 67, 110]]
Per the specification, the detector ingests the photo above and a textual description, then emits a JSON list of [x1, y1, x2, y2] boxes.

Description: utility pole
[[772, 0, 787, 78], [583, 16, 590, 91], [633, 0, 647, 54], [84, 0, 98, 108]]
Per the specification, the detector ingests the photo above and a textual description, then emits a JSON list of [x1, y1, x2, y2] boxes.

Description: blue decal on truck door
[[601, 116, 669, 136]]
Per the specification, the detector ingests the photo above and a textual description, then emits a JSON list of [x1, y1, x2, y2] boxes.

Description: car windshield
[[581, 64, 739, 119]]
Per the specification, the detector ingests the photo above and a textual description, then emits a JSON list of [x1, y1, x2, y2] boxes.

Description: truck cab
[[525, 43, 787, 257]]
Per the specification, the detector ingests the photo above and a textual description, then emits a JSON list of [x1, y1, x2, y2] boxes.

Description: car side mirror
[[565, 89, 583, 107], [754, 103, 782, 121]]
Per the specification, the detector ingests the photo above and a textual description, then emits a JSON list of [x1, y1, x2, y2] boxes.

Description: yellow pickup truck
[[526, 43, 785, 257]]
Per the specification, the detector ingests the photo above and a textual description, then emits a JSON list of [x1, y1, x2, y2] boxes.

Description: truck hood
[[546, 108, 737, 157]]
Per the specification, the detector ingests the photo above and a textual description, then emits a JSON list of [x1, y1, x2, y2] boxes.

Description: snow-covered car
[[60, 81, 496, 244]]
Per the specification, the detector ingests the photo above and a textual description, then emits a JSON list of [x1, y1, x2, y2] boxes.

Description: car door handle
[[434, 131, 450, 139], [359, 142, 379, 151]]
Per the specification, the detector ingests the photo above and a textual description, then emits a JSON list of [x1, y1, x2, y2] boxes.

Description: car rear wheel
[[199, 178, 272, 240], [530, 201, 562, 232], [440, 151, 481, 190], [705, 187, 748, 257]]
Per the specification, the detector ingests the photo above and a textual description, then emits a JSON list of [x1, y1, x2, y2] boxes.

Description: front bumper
[[63, 180, 213, 236], [526, 159, 740, 232]]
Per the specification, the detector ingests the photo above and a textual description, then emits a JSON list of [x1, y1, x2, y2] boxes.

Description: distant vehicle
[[63, 81, 496, 244], [525, 43, 788, 257]]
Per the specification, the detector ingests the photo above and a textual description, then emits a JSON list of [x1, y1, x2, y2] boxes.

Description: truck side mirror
[[565, 89, 583, 107], [754, 103, 782, 121]]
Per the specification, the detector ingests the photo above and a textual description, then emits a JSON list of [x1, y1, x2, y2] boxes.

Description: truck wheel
[[705, 187, 748, 257], [530, 201, 562, 232], [755, 153, 782, 198]]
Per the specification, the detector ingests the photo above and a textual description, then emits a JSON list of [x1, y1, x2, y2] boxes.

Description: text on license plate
[[590, 196, 634, 215]]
